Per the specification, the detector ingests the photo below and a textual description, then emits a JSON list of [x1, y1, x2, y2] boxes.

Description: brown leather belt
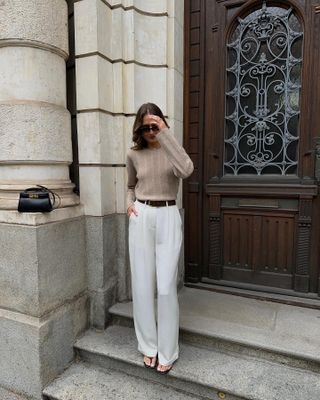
[[137, 199, 176, 207]]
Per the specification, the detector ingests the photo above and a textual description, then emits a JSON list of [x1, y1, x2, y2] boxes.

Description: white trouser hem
[[137, 345, 158, 358], [158, 353, 179, 366]]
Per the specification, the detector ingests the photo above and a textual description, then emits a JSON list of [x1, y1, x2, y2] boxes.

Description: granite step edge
[[0, 387, 30, 400], [108, 305, 320, 369], [74, 325, 320, 400], [42, 361, 219, 400]]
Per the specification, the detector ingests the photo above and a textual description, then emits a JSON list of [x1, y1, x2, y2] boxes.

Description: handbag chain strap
[[35, 185, 62, 208]]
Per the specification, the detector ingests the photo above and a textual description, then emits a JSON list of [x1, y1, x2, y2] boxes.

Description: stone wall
[[0, 1, 185, 397], [0, 1, 88, 398], [74, 0, 185, 328]]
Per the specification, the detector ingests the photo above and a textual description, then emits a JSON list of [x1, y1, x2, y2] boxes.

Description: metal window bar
[[224, 1, 303, 176]]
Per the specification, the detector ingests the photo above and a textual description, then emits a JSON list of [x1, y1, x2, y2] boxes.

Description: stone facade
[[0, 1, 87, 399], [0, 0, 184, 398], [74, 0, 185, 328]]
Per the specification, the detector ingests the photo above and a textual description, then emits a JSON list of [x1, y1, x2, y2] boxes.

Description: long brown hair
[[131, 103, 169, 150]]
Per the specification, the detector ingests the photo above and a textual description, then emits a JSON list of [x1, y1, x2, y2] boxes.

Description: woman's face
[[141, 114, 160, 144]]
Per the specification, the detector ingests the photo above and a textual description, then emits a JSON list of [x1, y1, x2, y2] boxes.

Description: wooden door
[[184, 0, 320, 295]]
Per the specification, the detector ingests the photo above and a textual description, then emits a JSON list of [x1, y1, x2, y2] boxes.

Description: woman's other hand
[[127, 204, 138, 217]]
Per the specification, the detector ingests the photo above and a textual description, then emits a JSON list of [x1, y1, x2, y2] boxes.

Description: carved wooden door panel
[[184, 0, 320, 295]]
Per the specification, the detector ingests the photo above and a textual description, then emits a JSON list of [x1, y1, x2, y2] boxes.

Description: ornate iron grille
[[224, 1, 303, 175]]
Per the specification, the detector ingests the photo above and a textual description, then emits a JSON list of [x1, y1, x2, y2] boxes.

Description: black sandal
[[156, 362, 173, 374], [143, 355, 157, 369]]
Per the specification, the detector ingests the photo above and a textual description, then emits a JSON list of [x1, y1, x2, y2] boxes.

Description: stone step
[[42, 361, 202, 400], [109, 287, 320, 373], [0, 387, 29, 400], [73, 324, 320, 400]]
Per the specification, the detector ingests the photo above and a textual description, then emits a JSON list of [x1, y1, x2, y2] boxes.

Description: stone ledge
[[109, 287, 320, 366], [74, 324, 320, 400], [0, 192, 83, 214], [0, 291, 88, 327], [0, 205, 84, 226], [43, 361, 201, 400], [0, 387, 29, 400], [0, 39, 68, 60]]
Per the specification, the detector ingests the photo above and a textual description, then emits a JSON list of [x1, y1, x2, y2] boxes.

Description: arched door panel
[[184, 0, 320, 296]]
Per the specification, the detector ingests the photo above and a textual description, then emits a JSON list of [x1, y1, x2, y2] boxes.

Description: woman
[[126, 103, 194, 374]]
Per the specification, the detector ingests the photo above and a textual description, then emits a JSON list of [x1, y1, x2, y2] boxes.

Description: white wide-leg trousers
[[128, 200, 182, 366]]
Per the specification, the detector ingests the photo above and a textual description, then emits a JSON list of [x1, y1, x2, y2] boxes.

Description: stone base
[[0, 294, 88, 400], [0, 212, 89, 399], [86, 214, 130, 329], [0, 210, 87, 316]]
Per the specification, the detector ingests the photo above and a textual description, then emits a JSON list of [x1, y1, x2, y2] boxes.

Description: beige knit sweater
[[126, 128, 194, 209]]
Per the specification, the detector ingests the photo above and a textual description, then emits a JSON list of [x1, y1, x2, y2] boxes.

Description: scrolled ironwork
[[224, 1, 303, 176]]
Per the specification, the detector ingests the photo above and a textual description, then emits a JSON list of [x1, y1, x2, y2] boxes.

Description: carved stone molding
[[0, 39, 68, 60]]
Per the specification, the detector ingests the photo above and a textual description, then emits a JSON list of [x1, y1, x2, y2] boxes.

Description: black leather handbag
[[18, 185, 58, 213]]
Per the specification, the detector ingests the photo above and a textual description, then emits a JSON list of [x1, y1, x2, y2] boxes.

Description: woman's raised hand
[[127, 204, 138, 217], [149, 115, 167, 132]]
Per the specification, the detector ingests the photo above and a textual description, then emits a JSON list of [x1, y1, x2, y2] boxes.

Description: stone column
[[0, 0, 79, 209], [74, 0, 184, 328], [0, 1, 88, 399]]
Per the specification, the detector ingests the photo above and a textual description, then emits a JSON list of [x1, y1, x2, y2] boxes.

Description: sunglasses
[[138, 124, 159, 134]]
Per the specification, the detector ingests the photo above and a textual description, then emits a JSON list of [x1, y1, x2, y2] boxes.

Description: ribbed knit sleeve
[[126, 151, 137, 210], [156, 129, 194, 179]]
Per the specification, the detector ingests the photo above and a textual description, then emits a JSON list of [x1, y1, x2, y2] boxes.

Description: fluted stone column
[[0, 0, 79, 210], [0, 2, 88, 399]]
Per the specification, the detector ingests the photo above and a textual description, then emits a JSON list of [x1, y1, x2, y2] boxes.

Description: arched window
[[224, 1, 303, 176]]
